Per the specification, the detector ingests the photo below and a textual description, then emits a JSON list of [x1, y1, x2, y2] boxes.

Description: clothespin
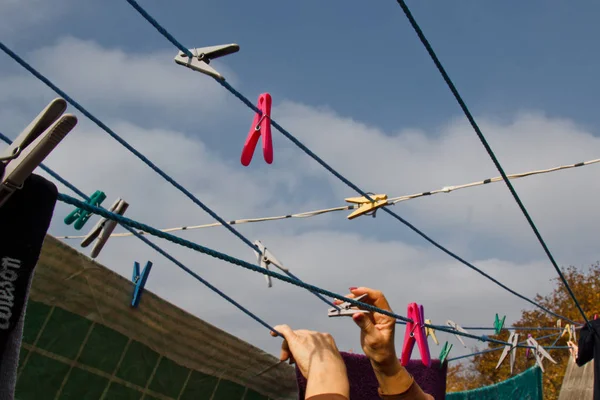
[[439, 341, 453, 366], [131, 261, 152, 308], [556, 320, 562, 329], [494, 314, 506, 335], [64, 190, 106, 230], [570, 324, 577, 342], [0, 98, 76, 208], [446, 320, 469, 347], [328, 293, 370, 317], [495, 332, 519, 374], [425, 319, 439, 345], [561, 324, 573, 341], [241, 93, 273, 166], [80, 198, 129, 258], [253, 240, 288, 287], [174, 44, 240, 80], [525, 333, 533, 358], [401, 303, 431, 367], [345, 194, 388, 220], [526, 336, 557, 372]]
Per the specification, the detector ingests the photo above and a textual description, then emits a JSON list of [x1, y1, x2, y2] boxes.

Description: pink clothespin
[[525, 334, 533, 358], [401, 303, 431, 367], [241, 93, 273, 166]]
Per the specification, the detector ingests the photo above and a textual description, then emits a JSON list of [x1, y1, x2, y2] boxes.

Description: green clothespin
[[494, 313, 506, 335], [439, 341, 453, 367], [64, 190, 106, 230]]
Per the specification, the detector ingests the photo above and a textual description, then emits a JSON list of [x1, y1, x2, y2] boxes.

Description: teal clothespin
[[439, 341, 453, 367], [494, 313, 506, 335], [64, 190, 106, 230], [131, 261, 152, 308]]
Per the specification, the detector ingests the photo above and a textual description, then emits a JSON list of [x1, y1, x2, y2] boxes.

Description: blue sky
[[2, 0, 600, 368]]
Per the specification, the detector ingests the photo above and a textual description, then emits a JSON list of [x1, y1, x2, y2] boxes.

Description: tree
[[446, 263, 600, 400]]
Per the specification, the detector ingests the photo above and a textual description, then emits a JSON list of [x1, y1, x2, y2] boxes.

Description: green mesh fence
[[447, 366, 543, 400]]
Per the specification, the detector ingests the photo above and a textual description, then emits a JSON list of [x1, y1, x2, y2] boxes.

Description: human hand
[[271, 325, 349, 397], [335, 287, 398, 369], [567, 340, 578, 360]]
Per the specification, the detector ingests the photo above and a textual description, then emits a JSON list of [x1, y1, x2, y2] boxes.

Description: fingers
[[350, 287, 392, 312], [272, 324, 296, 340], [352, 311, 375, 334]]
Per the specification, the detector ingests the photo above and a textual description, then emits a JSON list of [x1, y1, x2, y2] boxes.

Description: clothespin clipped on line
[[254, 240, 288, 288], [401, 303, 431, 367], [80, 198, 129, 258], [131, 261, 152, 308], [174, 44, 240, 80], [526, 336, 557, 373], [446, 320, 469, 348], [241, 93, 273, 166], [561, 324, 577, 342], [439, 342, 453, 367], [556, 320, 562, 329], [494, 313, 506, 335], [0, 97, 76, 208], [525, 334, 533, 358], [495, 331, 519, 374], [345, 194, 388, 220], [425, 319, 439, 345], [328, 293, 370, 317], [64, 190, 106, 230]]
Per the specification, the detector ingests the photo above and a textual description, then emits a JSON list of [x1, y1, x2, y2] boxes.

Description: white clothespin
[[174, 44, 240, 80], [254, 240, 288, 288], [446, 320, 469, 347], [81, 198, 129, 258], [0, 98, 76, 207], [496, 332, 519, 374], [328, 293, 370, 317], [526, 336, 557, 372]]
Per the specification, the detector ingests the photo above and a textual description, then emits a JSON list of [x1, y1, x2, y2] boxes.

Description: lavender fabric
[[295, 353, 447, 400]]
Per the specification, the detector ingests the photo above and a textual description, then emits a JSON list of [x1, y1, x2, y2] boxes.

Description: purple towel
[[295, 353, 447, 400]]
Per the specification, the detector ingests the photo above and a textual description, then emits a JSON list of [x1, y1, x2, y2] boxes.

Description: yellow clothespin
[[561, 324, 572, 341], [425, 319, 439, 345], [345, 194, 388, 220]]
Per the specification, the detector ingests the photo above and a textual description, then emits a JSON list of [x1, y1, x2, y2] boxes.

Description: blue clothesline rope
[[119, 0, 574, 325], [392, 0, 591, 328], [0, 40, 336, 311], [448, 332, 566, 362], [0, 131, 280, 335], [50, 192, 566, 350]]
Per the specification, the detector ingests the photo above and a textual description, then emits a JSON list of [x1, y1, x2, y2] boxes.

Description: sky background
[[2, 0, 600, 365]]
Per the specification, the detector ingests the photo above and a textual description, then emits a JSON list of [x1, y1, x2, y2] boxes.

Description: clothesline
[[56, 156, 600, 240]]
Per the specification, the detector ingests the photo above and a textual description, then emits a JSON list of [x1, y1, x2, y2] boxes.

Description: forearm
[[372, 359, 433, 400], [305, 364, 350, 399]]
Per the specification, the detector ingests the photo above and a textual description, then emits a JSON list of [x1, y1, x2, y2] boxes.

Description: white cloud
[[2, 38, 597, 361], [0, 37, 234, 124]]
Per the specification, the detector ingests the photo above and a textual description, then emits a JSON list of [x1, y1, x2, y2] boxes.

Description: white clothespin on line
[[253, 240, 288, 288], [446, 320, 469, 347], [174, 44, 240, 80], [81, 198, 129, 258], [496, 332, 519, 374], [0, 98, 76, 207], [526, 336, 557, 372]]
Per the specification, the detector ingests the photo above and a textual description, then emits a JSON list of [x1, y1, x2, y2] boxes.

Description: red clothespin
[[401, 303, 431, 367], [241, 93, 273, 166]]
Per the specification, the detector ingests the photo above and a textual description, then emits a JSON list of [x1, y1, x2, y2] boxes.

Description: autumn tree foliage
[[446, 263, 600, 400]]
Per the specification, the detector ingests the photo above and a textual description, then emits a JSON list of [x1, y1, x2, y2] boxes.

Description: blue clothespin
[[494, 313, 506, 335], [131, 261, 152, 308], [64, 190, 106, 230]]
